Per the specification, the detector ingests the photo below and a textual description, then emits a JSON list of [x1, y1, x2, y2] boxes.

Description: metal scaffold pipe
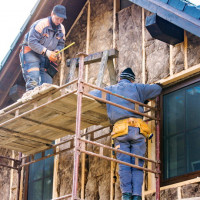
[[72, 52, 87, 200]]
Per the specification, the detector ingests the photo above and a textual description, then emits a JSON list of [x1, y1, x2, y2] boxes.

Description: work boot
[[132, 195, 142, 200], [122, 193, 132, 200]]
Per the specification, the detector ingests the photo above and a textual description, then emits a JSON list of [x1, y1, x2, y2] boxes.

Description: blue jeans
[[19, 50, 52, 91], [115, 126, 146, 196]]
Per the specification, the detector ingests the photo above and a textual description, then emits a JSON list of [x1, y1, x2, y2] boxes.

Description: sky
[[0, 0, 200, 64], [0, 0, 38, 63]]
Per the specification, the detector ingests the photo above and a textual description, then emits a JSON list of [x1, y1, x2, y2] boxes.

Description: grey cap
[[52, 5, 67, 19]]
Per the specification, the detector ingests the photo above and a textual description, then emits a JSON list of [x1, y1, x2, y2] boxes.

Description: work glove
[[46, 50, 57, 62], [54, 50, 61, 61]]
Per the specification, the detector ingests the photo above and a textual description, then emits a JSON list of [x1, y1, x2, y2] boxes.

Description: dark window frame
[[24, 149, 54, 200], [160, 74, 200, 186]]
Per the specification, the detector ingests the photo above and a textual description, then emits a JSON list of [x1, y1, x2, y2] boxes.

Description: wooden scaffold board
[[0, 84, 109, 155]]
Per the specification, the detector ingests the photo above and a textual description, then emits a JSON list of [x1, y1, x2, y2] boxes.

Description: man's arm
[[142, 84, 162, 101]]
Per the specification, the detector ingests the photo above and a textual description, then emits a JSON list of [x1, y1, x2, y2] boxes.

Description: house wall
[[1, 1, 200, 200], [55, 1, 200, 199]]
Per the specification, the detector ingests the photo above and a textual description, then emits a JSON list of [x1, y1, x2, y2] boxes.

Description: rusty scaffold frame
[[0, 51, 161, 200]]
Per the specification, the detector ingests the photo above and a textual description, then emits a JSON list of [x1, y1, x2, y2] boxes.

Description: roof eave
[[128, 0, 200, 37]]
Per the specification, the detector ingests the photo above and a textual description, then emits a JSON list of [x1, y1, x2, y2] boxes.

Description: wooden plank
[[9, 151, 15, 200], [66, 49, 119, 66], [184, 30, 188, 70], [169, 45, 174, 76], [157, 63, 200, 86], [142, 8, 146, 84], [0, 89, 109, 154], [144, 177, 200, 195], [85, 0, 91, 83], [128, 0, 200, 37], [107, 59, 117, 85], [97, 50, 109, 87]]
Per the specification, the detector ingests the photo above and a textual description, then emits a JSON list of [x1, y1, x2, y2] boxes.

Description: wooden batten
[[158, 63, 200, 86], [9, 151, 15, 200], [169, 45, 174, 76], [142, 8, 146, 84], [184, 30, 188, 70], [85, 0, 91, 82], [147, 101, 156, 191], [52, 138, 60, 199], [144, 177, 200, 196]]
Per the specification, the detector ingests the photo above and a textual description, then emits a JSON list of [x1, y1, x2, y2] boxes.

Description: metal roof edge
[[128, 0, 200, 37]]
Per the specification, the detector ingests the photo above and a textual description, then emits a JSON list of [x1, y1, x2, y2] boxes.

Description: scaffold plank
[[0, 85, 109, 154]]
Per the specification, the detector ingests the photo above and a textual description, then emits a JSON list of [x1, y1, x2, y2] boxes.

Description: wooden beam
[[142, 8, 146, 84], [169, 45, 174, 76], [128, 0, 200, 37], [97, 50, 109, 87], [144, 177, 200, 195], [157, 63, 200, 86], [184, 30, 188, 70], [66, 49, 118, 67], [107, 59, 117, 85], [9, 151, 15, 200], [85, 1, 91, 82], [52, 139, 60, 199]]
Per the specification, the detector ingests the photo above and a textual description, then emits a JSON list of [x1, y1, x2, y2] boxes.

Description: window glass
[[163, 81, 200, 180], [28, 148, 54, 200]]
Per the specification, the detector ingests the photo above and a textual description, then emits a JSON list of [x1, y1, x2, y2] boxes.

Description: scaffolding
[[0, 49, 161, 200]]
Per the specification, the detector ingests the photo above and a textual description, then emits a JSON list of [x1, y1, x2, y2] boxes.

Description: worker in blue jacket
[[90, 68, 162, 200], [19, 5, 66, 91]]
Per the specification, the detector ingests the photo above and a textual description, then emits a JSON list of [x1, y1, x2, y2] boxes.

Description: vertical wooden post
[[147, 101, 156, 191], [59, 52, 66, 86], [16, 153, 22, 200], [85, 0, 91, 83], [52, 139, 60, 199], [142, 8, 146, 200], [184, 30, 188, 70], [81, 3, 91, 198], [96, 50, 109, 87], [9, 150, 15, 200], [169, 45, 174, 76], [108, 59, 117, 85], [155, 97, 160, 200], [110, 1, 119, 199], [142, 8, 146, 84]]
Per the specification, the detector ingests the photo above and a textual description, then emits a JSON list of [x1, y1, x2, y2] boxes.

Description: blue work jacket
[[90, 79, 162, 124], [23, 16, 65, 55]]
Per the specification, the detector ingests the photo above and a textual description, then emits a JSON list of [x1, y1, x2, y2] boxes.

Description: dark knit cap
[[120, 67, 135, 81], [52, 5, 67, 19]]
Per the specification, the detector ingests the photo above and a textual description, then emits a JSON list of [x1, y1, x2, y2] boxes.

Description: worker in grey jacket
[[19, 5, 66, 91], [90, 68, 162, 200]]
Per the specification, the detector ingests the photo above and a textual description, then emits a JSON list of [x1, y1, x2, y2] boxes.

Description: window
[[27, 148, 54, 200], [162, 76, 200, 185]]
